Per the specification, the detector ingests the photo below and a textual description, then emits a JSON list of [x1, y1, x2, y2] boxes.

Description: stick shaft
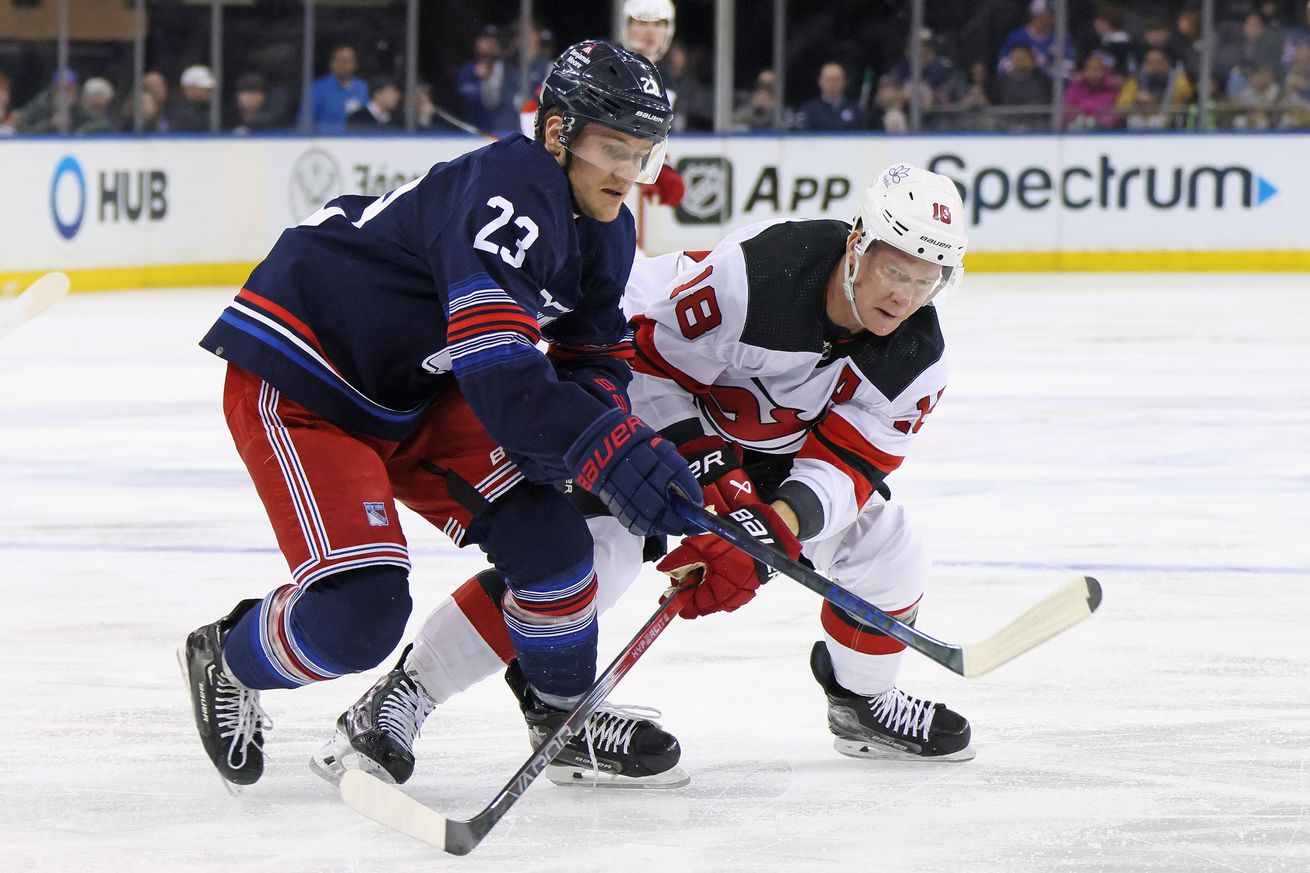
[[674, 496, 1102, 678], [342, 583, 696, 855], [672, 497, 968, 673]]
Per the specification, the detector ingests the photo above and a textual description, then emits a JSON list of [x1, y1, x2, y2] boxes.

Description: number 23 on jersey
[[473, 196, 539, 269]]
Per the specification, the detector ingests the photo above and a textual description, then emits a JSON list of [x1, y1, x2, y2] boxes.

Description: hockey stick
[[0, 272, 70, 341], [340, 581, 697, 856], [672, 496, 1101, 678]]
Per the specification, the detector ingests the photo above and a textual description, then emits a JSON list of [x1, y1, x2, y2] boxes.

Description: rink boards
[[1, 132, 1308, 293]]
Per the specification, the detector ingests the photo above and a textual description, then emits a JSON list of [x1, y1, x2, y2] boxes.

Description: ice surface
[[1, 274, 1306, 872]]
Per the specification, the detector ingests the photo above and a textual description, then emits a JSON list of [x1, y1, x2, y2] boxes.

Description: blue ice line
[[934, 558, 1309, 576], [0, 540, 1305, 576]]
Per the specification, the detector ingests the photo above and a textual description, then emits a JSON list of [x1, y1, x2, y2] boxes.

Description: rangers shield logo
[[363, 501, 389, 527]]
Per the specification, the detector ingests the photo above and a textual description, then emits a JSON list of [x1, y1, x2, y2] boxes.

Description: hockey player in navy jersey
[[310, 164, 976, 793], [179, 40, 704, 790]]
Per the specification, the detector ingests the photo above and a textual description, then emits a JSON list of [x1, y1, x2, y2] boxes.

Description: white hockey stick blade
[[960, 575, 1102, 677], [340, 770, 449, 850], [0, 272, 70, 340]]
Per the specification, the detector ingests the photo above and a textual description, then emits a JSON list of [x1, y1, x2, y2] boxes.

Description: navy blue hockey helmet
[[535, 40, 673, 184]]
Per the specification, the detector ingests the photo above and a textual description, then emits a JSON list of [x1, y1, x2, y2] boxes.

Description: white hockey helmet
[[843, 163, 968, 323], [623, 0, 676, 62]]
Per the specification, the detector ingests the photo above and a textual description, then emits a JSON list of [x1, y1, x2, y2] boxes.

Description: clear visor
[[902, 264, 954, 306], [928, 264, 963, 305], [859, 239, 960, 306], [564, 119, 669, 184]]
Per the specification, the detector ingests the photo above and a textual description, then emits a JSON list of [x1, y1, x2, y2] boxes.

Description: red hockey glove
[[677, 435, 760, 514], [656, 504, 802, 620], [641, 163, 685, 208]]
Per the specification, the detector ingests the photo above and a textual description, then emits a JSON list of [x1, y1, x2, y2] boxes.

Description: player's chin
[[866, 308, 906, 335], [589, 189, 627, 221]]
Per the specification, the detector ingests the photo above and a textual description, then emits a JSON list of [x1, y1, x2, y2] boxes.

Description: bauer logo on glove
[[565, 408, 702, 537], [676, 435, 760, 516], [727, 507, 780, 582], [687, 448, 728, 479], [573, 414, 647, 491], [656, 502, 802, 619]]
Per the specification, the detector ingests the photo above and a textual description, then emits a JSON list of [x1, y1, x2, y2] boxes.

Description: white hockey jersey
[[625, 219, 948, 542]]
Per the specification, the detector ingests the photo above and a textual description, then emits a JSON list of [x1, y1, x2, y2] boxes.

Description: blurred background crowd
[[2, 0, 1309, 137]]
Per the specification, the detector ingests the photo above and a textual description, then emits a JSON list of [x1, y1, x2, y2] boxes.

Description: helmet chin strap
[[559, 146, 585, 217], [841, 248, 869, 331]]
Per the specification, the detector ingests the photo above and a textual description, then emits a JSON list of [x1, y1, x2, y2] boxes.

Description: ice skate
[[505, 660, 689, 788], [179, 599, 273, 793], [810, 641, 974, 762], [310, 644, 435, 786]]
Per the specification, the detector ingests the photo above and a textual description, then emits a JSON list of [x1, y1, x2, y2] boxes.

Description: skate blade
[[309, 731, 399, 788], [544, 762, 691, 789], [833, 737, 977, 763]]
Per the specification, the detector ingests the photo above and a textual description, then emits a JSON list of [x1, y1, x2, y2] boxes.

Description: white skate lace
[[378, 680, 436, 754], [868, 688, 936, 741], [576, 704, 663, 782], [215, 671, 272, 770]]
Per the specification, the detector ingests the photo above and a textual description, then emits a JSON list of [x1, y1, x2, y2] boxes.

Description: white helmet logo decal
[[640, 76, 662, 97], [881, 164, 911, 186]]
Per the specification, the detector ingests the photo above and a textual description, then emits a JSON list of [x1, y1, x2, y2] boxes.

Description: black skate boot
[[179, 599, 273, 793], [505, 661, 689, 788], [810, 641, 974, 762], [310, 644, 436, 786]]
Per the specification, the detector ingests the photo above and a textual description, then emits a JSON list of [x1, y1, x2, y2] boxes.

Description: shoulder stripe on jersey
[[236, 288, 326, 357], [798, 410, 903, 509], [631, 315, 711, 395], [448, 271, 501, 298], [447, 278, 543, 375], [217, 312, 424, 423], [227, 301, 342, 379], [446, 304, 542, 344]]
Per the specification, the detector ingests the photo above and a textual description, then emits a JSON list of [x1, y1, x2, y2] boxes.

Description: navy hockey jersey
[[200, 135, 637, 483]]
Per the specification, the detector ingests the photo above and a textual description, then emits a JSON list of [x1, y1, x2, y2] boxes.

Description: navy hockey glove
[[677, 435, 761, 514], [567, 408, 702, 537], [656, 504, 802, 620]]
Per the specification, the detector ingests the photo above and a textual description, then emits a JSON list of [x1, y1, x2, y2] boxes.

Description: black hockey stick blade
[[340, 582, 697, 855], [672, 496, 1101, 677]]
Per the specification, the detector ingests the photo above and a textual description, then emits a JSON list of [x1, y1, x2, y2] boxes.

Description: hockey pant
[[405, 495, 927, 704], [216, 364, 601, 698]]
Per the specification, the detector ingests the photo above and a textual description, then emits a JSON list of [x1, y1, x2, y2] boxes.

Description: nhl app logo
[[675, 157, 732, 225]]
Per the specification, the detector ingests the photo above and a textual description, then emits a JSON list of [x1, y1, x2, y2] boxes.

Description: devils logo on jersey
[[697, 382, 819, 449]]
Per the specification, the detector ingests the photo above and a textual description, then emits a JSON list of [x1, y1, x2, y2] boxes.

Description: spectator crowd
[[3, 0, 1310, 137]]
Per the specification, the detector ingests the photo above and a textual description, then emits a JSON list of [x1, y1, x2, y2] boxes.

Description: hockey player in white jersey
[[622, 0, 686, 213], [623, 0, 676, 65], [311, 163, 975, 790]]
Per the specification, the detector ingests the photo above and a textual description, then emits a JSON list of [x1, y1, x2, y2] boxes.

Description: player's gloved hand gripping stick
[[670, 496, 1103, 679], [657, 503, 802, 619], [565, 408, 703, 537]]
